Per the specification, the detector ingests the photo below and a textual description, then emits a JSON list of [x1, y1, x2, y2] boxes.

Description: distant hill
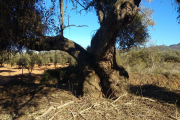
[[157, 43, 180, 51], [157, 45, 170, 51], [116, 43, 180, 52], [169, 43, 180, 50]]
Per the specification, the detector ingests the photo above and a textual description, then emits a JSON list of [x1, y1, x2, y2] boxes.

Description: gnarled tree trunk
[[28, 0, 141, 99]]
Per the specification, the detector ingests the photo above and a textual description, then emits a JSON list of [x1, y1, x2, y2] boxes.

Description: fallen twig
[[36, 106, 55, 119], [69, 103, 100, 120], [111, 93, 127, 104], [137, 96, 156, 102], [49, 101, 74, 120], [34, 101, 74, 120], [57, 101, 74, 109]]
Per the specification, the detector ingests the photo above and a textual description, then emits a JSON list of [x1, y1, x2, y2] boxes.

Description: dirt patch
[[0, 82, 179, 120], [0, 63, 68, 85], [0, 65, 180, 119], [0, 82, 76, 120]]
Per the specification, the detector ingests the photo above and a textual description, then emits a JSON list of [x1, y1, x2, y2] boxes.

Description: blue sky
[[46, 0, 180, 48], [144, 0, 180, 46]]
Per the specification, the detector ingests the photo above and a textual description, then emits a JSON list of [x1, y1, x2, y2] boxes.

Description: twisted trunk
[[90, 0, 139, 98], [28, 0, 141, 98]]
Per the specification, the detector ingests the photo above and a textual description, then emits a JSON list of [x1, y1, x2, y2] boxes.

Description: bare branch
[[84, 1, 95, 10], [73, 0, 86, 9], [63, 24, 88, 29], [73, 0, 95, 14]]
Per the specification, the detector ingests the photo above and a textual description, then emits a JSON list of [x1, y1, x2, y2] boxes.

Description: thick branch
[[134, 0, 141, 7], [97, 0, 105, 26], [74, 0, 86, 9], [28, 36, 93, 70], [60, 0, 64, 36], [91, 0, 139, 59]]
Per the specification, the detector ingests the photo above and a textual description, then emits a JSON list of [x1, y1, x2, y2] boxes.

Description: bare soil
[[0, 64, 180, 120], [0, 63, 68, 85]]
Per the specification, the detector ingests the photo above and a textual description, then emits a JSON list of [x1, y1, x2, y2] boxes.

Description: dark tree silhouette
[[0, 0, 48, 51], [27, 0, 142, 98]]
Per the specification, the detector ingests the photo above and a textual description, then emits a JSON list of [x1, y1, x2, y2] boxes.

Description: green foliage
[[1, 50, 76, 68], [37, 58, 43, 66], [116, 14, 150, 49], [37, 50, 76, 66], [117, 47, 160, 67], [160, 49, 180, 62], [41, 64, 81, 85], [8, 53, 20, 67], [16, 51, 42, 72], [69, 57, 77, 66], [86, 45, 92, 53], [84, 1, 156, 50], [82, 0, 156, 49], [17, 55, 29, 68], [42, 69, 60, 84], [52, 50, 77, 66], [0, 50, 9, 65], [0, 0, 47, 51], [174, 0, 180, 23], [116, 47, 180, 74]]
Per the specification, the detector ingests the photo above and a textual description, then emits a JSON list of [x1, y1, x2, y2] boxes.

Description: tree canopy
[[116, 4, 156, 49], [0, 0, 49, 51], [176, 0, 180, 23], [1, 0, 180, 51], [80, 0, 156, 50]]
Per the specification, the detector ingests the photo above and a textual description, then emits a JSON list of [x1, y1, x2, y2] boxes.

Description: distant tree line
[[0, 50, 77, 69]]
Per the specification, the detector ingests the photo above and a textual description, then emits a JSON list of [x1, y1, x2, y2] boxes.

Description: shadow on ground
[[0, 70, 15, 73], [0, 81, 45, 119], [1, 64, 180, 119], [0, 74, 77, 120], [129, 84, 180, 107]]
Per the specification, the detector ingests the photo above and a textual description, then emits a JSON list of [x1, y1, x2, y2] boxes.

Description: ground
[[0, 64, 180, 120], [0, 63, 68, 85]]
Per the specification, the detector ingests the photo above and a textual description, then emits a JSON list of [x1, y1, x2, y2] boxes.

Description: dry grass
[[0, 83, 179, 120], [0, 64, 180, 120]]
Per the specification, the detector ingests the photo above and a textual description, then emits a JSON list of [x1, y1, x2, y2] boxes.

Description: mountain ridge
[[169, 43, 180, 50]]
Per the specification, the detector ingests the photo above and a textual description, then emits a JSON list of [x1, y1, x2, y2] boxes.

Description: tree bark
[[28, 36, 93, 70], [28, 0, 141, 98], [96, 0, 105, 26], [91, 0, 139, 98], [29, 36, 102, 97], [59, 0, 64, 36]]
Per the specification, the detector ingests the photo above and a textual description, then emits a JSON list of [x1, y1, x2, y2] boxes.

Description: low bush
[[41, 64, 82, 85], [160, 49, 180, 62], [116, 47, 180, 74], [117, 47, 161, 68]]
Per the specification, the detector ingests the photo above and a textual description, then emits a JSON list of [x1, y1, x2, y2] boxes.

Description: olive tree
[[28, 0, 142, 98], [2, 0, 180, 99]]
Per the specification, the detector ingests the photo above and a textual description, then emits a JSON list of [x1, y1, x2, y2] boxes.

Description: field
[[0, 63, 180, 120], [0, 63, 67, 85]]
